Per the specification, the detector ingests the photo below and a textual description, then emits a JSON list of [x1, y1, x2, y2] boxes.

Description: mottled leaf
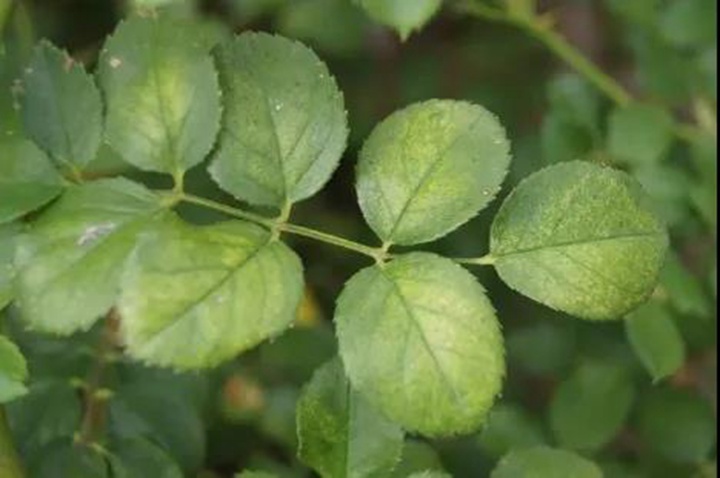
[[297, 358, 403, 478], [335, 253, 504, 436], [99, 14, 222, 174], [21, 41, 102, 170], [210, 32, 347, 208], [14, 178, 164, 334], [119, 216, 304, 369], [357, 100, 510, 246], [490, 161, 668, 320]]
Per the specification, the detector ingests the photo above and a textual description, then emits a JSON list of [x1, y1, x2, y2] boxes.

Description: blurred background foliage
[[0, 0, 716, 477]]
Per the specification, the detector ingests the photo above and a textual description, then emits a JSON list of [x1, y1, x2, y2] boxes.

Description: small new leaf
[[491, 446, 602, 478], [99, 14, 222, 175], [21, 41, 103, 170], [625, 302, 685, 382], [335, 253, 505, 436], [353, 0, 442, 41], [297, 358, 404, 478], [357, 100, 510, 246], [119, 216, 304, 369], [210, 32, 348, 208], [490, 161, 668, 320], [14, 178, 164, 334], [0, 137, 63, 224], [0, 335, 28, 403]]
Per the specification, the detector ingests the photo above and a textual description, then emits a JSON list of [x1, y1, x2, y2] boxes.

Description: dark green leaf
[[391, 441, 444, 478], [490, 161, 668, 320], [14, 178, 164, 334], [108, 438, 183, 478], [21, 41, 102, 170], [0, 137, 63, 224], [119, 216, 304, 369], [0, 223, 20, 309], [491, 446, 602, 478], [638, 388, 716, 463], [478, 404, 547, 458], [356, 100, 510, 246], [660, 253, 711, 318], [99, 14, 222, 174], [549, 361, 635, 451], [659, 0, 717, 49], [625, 301, 685, 381], [297, 358, 403, 478], [29, 439, 108, 478], [336, 253, 504, 436]]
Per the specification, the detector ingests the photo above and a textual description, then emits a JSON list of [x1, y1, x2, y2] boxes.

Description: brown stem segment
[[76, 310, 119, 445], [0, 408, 24, 478]]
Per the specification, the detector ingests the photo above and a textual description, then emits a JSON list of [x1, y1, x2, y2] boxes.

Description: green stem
[[179, 194, 385, 260], [454, 254, 497, 266], [281, 223, 384, 259], [0, 408, 24, 478], [180, 193, 274, 228], [456, 0, 702, 142]]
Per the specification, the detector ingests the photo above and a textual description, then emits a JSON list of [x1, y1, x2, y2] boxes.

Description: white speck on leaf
[[77, 223, 117, 246], [109, 57, 122, 69]]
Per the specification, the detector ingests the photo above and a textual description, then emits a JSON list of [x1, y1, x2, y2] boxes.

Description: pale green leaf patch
[[0, 335, 28, 403], [210, 32, 348, 208], [625, 302, 685, 382], [14, 178, 165, 334], [356, 100, 510, 246], [607, 103, 674, 168], [490, 161, 668, 320], [335, 253, 504, 436], [99, 14, 222, 175], [119, 216, 304, 370], [297, 358, 403, 478], [21, 41, 103, 171], [353, 0, 442, 41], [491, 446, 603, 478], [0, 137, 64, 224], [0, 223, 21, 309]]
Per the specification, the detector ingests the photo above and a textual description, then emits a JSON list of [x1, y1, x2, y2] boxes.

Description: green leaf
[[0, 137, 63, 224], [21, 41, 102, 170], [99, 14, 222, 174], [540, 112, 595, 164], [0, 335, 27, 403], [549, 361, 635, 451], [407, 472, 451, 478], [659, 0, 717, 49], [490, 161, 668, 321], [209, 32, 347, 208], [607, 104, 674, 167], [5, 380, 82, 457], [109, 382, 205, 473], [297, 358, 403, 478], [335, 252, 504, 436], [29, 439, 108, 478], [0, 223, 20, 309], [356, 100, 510, 246], [353, 0, 442, 40], [108, 438, 183, 478], [236, 472, 278, 478], [391, 441, 443, 478], [625, 302, 685, 382], [478, 404, 547, 458], [638, 388, 716, 464], [119, 216, 304, 369], [491, 446, 603, 478], [547, 74, 601, 134], [14, 178, 164, 334], [506, 321, 576, 376]]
